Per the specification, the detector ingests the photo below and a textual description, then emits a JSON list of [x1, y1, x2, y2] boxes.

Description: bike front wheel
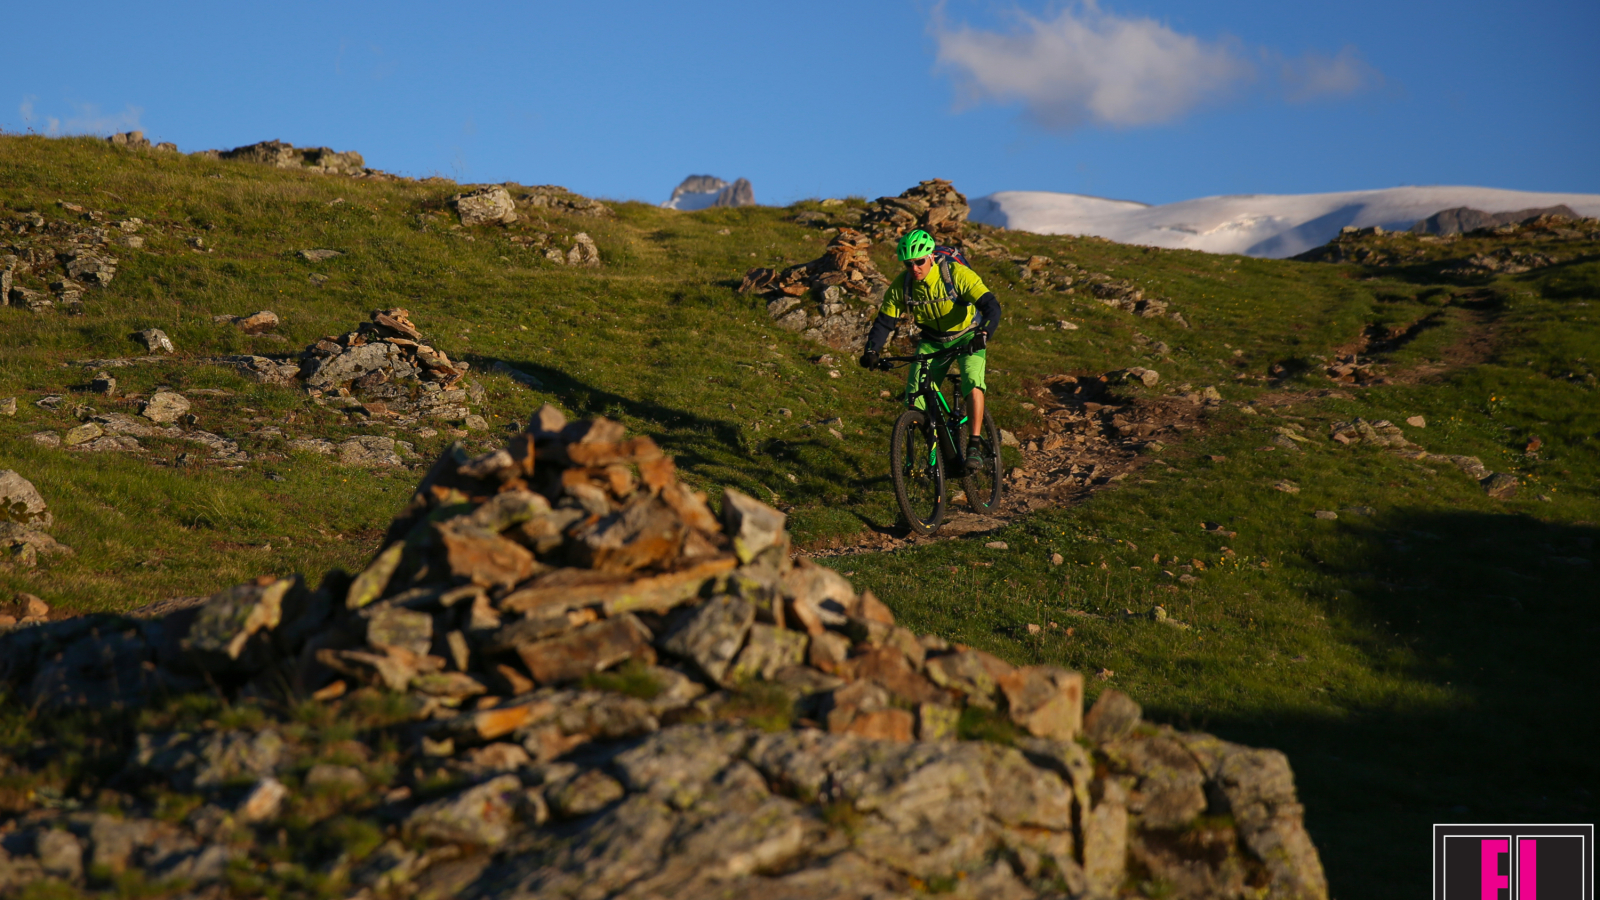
[[961, 410, 1004, 513], [890, 409, 946, 535]]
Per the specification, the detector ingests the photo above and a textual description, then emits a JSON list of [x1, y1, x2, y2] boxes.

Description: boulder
[[451, 187, 518, 226], [0, 470, 52, 527], [140, 391, 190, 424]]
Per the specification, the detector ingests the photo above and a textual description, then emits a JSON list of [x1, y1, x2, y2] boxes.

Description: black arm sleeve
[[974, 292, 1001, 337], [864, 312, 898, 354]]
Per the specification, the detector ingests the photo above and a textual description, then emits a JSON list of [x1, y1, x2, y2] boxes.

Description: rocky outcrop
[[519, 185, 613, 217], [210, 139, 371, 175], [1293, 212, 1599, 267], [1410, 204, 1580, 236], [739, 229, 906, 350], [2, 201, 144, 313], [0, 411, 1328, 898], [664, 175, 756, 211]]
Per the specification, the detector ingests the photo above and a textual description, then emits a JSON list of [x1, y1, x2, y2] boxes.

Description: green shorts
[[907, 333, 986, 409]]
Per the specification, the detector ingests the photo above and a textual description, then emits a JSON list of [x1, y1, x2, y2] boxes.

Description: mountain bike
[[875, 344, 1004, 535]]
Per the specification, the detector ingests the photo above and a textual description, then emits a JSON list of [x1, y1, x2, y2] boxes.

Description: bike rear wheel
[[890, 409, 946, 535], [961, 410, 1004, 513]]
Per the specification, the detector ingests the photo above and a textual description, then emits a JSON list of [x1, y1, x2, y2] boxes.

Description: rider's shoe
[[964, 443, 986, 473]]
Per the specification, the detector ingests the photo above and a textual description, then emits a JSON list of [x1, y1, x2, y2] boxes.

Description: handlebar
[[873, 344, 977, 371]]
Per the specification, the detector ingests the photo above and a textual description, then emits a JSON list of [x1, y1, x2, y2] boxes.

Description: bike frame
[[878, 345, 974, 470]]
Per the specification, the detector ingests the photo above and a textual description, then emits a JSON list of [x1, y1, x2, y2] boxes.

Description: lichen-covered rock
[[451, 186, 518, 226], [0, 470, 52, 528], [140, 391, 190, 424], [659, 594, 755, 683], [405, 774, 525, 847]]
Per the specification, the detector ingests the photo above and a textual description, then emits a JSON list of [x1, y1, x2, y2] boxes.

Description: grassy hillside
[[2, 135, 1597, 898]]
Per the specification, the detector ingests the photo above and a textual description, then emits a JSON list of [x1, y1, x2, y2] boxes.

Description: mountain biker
[[858, 228, 1002, 472]]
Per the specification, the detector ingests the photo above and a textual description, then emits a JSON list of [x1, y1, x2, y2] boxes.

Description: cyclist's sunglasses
[[903, 256, 932, 269]]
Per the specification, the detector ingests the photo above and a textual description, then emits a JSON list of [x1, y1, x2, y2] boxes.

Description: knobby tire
[[961, 410, 1004, 513], [890, 409, 945, 535]]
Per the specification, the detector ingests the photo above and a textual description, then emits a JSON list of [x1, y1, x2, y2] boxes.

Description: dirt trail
[[806, 372, 1217, 557]]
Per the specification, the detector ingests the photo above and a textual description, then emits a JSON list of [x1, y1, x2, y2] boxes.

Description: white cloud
[[933, 3, 1383, 131], [1280, 46, 1381, 102], [934, 3, 1255, 130], [14, 98, 142, 136], [56, 102, 144, 136]]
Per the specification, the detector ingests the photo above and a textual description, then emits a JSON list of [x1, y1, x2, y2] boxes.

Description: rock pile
[[740, 229, 903, 350], [105, 130, 178, 153], [2, 201, 144, 313], [0, 470, 71, 571], [202, 139, 380, 177], [0, 412, 1328, 899], [860, 178, 970, 246], [295, 307, 480, 424]]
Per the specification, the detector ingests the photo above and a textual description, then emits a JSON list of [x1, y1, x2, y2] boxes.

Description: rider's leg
[[958, 343, 988, 437]]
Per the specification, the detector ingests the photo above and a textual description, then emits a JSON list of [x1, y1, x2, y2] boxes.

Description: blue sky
[[5, 1, 1596, 206]]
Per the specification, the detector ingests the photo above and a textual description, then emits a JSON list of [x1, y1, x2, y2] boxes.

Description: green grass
[[1, 135, 1597, 899]]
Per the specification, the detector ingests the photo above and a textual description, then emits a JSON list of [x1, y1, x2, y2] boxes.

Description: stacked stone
[[860, 178, 971, 246], [739, 229, 899, 350], [296, 308, 476, 421], [1, 201, 141, 313], [0, 413, 1328, 898]]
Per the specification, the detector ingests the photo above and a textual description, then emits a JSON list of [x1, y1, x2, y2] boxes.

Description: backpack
[[901, 245, 971, 314]]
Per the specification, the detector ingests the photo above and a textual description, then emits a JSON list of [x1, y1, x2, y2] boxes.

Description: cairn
[[295, 308, 477, 423], [860, 178, 971, 246], [0, 409, 1329, 898], [739, 229, 900, 350]]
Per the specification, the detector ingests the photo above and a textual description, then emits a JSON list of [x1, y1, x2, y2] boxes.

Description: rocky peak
[[665, 175, 756, 211]]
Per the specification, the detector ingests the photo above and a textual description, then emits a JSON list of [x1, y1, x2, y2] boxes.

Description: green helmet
[[896, 229, 935, 262]]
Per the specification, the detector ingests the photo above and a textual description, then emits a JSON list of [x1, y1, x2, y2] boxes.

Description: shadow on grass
[[1151, 508, 1598, 900], [463, 353, 893, 502]]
